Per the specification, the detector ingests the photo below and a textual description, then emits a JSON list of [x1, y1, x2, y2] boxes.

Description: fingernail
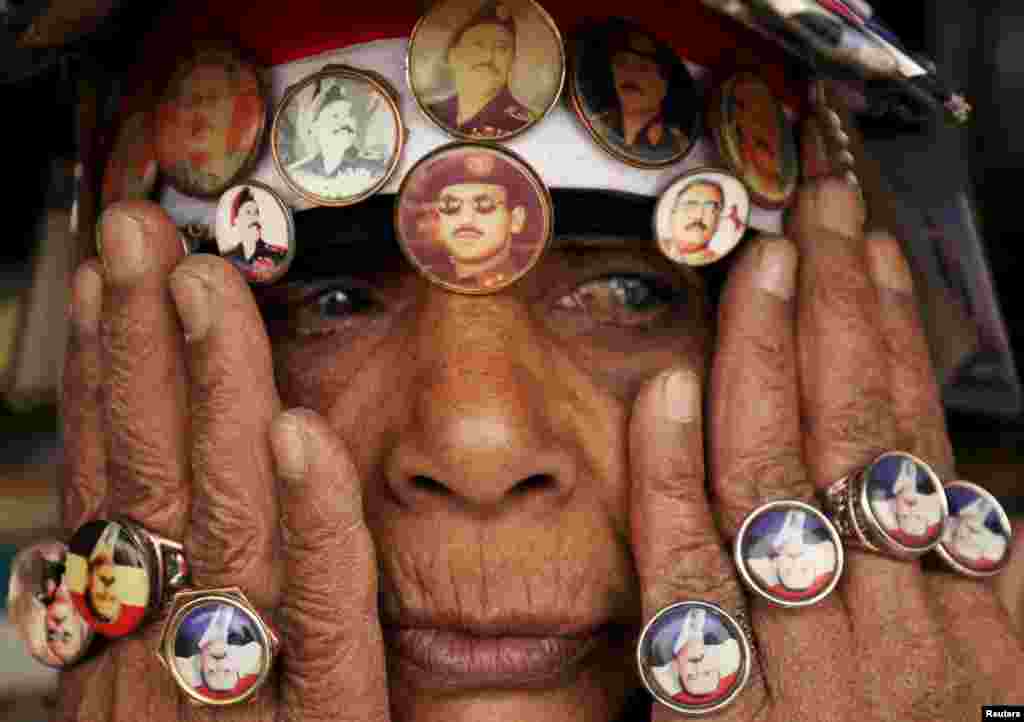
[[99, 208, 147, 284], [866, 231, 914, 295], [168, 270, 211, 343], [271, 412, 308, 480], [70, 263, 103, 337], [661, 369, 700, 423], [811, 177, 866, 238], [757, 238, 798, 300]]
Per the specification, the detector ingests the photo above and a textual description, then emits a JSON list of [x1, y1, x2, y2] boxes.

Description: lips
[[454, 228, 484, 240], [386, 622, 607, 690]]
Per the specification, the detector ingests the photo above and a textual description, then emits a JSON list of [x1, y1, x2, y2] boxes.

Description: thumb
[[271, 408, 390, 722]]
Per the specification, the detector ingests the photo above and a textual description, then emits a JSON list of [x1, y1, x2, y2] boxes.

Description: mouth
[[454, 228, 484, 240], [385, 619, 610, 690]]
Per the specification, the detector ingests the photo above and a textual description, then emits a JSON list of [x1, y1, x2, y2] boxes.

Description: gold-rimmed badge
[[154, 46, 269, 199], [395, 142, 553, 295], [566, 18, 700, 169], [654, 168, 750, 267], [271, 64, 405, 207], [407, 0, 566, 141]]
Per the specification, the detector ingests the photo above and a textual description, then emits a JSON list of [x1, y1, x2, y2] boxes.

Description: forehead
[[439, 183, 507, 199], [678, 182, 721, 200], [458, 22, 514, 45], [185, 63, 231, 88]]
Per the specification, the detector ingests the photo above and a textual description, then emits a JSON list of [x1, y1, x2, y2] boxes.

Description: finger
[[864, 230, 954, 478], [630, 369, 767, 721], [170, 255, 282, 609], [272, 409, 390, 722], [99, 202, 190, 539], [61, 260, 107, 533], [709, 237, 853, 713]]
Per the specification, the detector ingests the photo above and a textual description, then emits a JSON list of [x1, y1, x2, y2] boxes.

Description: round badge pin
[[66, 518, 189, 638], [567, 18, 699, 169], [154, 46, 268, 199], [158, 587, 279, 706], [709, 72, 798, 209], [271, 64, 404, 207], [102, 110, 159, 208], [734, 500, 844, 607], [7, 541, 95, 668], [637, 601, 752, 716], [654, 168, 750, 267], [937, 481, 1013, 577], [407, 0, 565, 141], [214, 181, 295, 284], [395, 142, 552, 295]]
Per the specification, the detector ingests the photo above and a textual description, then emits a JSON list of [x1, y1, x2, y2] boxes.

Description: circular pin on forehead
[[637, 601, 751, 716], [654, 168, 749, 267], [66, 519, 152, 638], [395, 142, 552, 295], [937, 481, 1012, 577], [710, 71, 798, 209], [102, 110, 159, 209], [215, 181, 296, 284], [271, 64, 404, 207], [860, 451, 947, 555], [407, 0, 565, 141], [7, 540, 94, 668], [734, 500, 844, 607], [163, 594, 274, 705], [155, 46, 268, 199], [567, 18, 700, 168]]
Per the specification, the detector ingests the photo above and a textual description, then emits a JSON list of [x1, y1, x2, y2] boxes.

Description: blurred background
[[1, 0, 1022, 719]]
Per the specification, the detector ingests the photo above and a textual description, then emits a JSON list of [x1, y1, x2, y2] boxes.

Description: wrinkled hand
[[629, 165, 1024, 719], [60, 202, 389, 722]]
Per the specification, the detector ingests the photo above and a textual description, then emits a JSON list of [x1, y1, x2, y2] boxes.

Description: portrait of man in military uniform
[[574, 20, 699, 165], [399, 148, 549, 292], [215, 185, 291, 283]]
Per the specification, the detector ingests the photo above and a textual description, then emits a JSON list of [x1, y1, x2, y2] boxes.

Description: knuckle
[[811, 393, 891, 455], [721, 450, 809, 503], [188, 497, 265, 579], [807, 264, 876, 325]]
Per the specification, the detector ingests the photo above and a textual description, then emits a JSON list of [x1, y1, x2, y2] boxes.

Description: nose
[[386, 292, 577, 515]]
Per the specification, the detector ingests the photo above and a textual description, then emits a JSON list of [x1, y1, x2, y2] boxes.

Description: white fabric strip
[[160, 37, 786, 234]]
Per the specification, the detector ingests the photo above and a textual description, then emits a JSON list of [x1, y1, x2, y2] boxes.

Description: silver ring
[[66, 517, 190, 638], [734, 499, 844, 607], [158, 587, 280, 706], [637, 600, 752, 716], [821, 451, 948, 559], [935, 481, 1013, 577]]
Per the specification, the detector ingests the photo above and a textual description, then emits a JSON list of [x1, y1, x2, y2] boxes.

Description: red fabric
[[888, 521, 942, 548], [765, 571, 834, 601], [70, 593, 147, 638], [671, 671, 739, 706], [195, 673, 259, 699]]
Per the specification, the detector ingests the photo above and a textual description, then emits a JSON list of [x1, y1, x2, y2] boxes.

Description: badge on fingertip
[[653, 168, 750, 267]]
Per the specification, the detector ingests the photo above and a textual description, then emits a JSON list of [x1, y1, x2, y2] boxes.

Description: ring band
[[65, 517, 190, 638], [734, 499, 844, 607], [935, 481, 1013, 577], [821, 451, 948, 559], [157, 587, 280, 706], [637, 600, 753, 716]]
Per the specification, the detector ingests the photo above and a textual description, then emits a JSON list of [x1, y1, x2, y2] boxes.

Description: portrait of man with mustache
[[217, 186, 290, 282]]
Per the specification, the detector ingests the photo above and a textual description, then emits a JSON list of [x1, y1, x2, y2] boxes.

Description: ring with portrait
[[215, 182, 295, 284], [654, 168, 749, 267], [568, 18, 699, 168], [272, 64, 404, 207], [7, 540, 94, 668], [406, 0, 565, 141], [637, 601, 751, 716], [938, 481, 1012, 577], [395, 142, 552, 294], [862, 452, 947, 552]]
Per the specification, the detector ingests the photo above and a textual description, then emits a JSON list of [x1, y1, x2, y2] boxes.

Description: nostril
[[411, 475, 451, 495], [511, 474, 556, 496]]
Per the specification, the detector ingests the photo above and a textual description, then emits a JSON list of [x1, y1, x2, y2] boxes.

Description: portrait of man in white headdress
[[943, 487, 1009, 571], [174, 603, 263, 699], [276, 73, 396, 200], [650, 607, 742, 705], [744, 508, 838, 602], [868, 457, 944, 546]]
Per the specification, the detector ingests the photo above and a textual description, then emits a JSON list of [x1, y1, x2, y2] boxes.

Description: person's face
[[179, 64, 234, 155], [674, 641, 720, 696], [448, 23, 514, 96], [314, 100, 357, 159], [259, 225, 710, 721], [775, 541, 817, 591], [671, 183, 723, 251], [733, 80, 782, 184], [952, 515, 990, 557], [235, 200, 262, 245], [611, 50, 667, 116], [88, 560, 122, 622], [45, 587, 84, 662], [435, 183, 522, 264], [200, 639, 241, 691], [893, 483, 932, 536]]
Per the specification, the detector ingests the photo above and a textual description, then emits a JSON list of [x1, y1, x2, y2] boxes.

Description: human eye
[[438, 196, 463, 215], [554, 274, 680, 327], [287, 283, 379, 338], [473, 195, 498, 213]]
